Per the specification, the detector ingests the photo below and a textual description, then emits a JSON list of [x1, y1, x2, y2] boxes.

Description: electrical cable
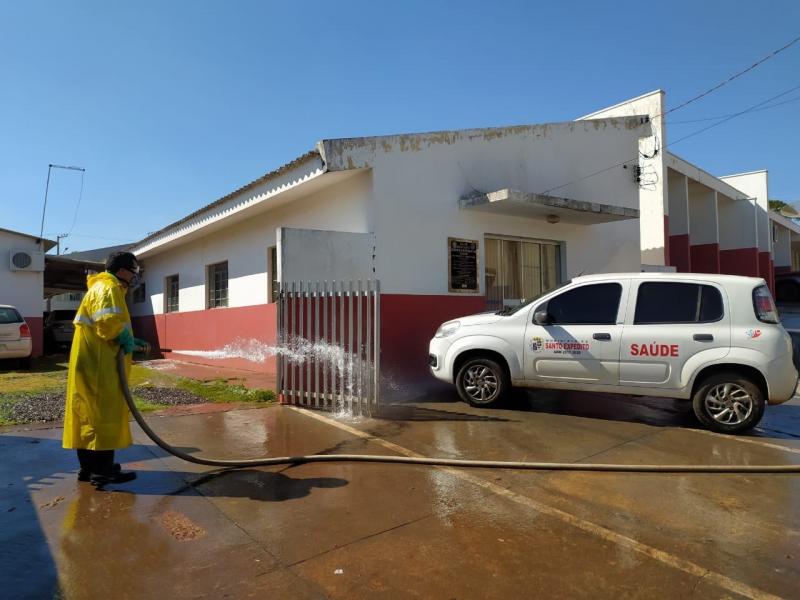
[[67, 169, 85, 236], [666, 94, 800, 124], [542, 82, 800, 196], [118, 351, 800, 474]]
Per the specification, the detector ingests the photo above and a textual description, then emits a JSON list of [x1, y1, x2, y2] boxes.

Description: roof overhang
[[0, 227, 56, 252], [459, 189, 639, 224], [770, 211, 800, 237], [44, 255, 104, 296], [132, 151, 333, 257]]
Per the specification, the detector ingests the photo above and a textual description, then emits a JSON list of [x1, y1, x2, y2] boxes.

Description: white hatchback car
[[0, 305, 33, 368], [429, 273, 798, 434]]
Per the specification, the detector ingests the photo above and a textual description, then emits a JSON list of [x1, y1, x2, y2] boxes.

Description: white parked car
[[0, 304, 33, 368], [429, 273, 798, 434]]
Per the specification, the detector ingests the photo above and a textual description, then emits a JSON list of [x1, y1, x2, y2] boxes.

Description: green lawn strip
[[176, 377, 275, 404]]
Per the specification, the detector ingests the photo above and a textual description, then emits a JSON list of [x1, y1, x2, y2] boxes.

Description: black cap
[[105, 251, 139, 274]]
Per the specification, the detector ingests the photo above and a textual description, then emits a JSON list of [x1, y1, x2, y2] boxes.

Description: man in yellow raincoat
[[63, 251, 148, 486]]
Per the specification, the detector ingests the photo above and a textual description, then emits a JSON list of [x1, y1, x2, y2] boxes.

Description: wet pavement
[[1, 390, 799, 599]]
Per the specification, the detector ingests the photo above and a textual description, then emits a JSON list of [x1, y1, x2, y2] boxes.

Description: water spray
[[119, 349, 800, 474]]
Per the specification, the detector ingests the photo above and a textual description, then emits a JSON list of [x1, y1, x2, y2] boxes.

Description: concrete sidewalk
[[2, 394, 799, 599]]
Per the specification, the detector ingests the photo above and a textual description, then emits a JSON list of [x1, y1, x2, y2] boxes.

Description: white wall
[[578, 90, 667, 266], [717, 193, 757, 250], [719, 171, 770, 253], [131, 170, 372, 316], [278, 228, 376, 284], [0, 231, 45, 318], [323, 118, 649, 295], [667, 168, 689, 236], [688, 182, 718, 245]]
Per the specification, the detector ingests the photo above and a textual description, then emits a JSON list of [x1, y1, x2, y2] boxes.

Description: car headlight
[[435, 321, 461, 338]]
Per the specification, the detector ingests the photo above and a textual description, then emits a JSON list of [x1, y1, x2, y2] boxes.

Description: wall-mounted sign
[[448, 237, 479, 293]]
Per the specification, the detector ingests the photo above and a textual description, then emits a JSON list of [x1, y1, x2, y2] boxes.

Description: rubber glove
[[115, 327, 136, 354]]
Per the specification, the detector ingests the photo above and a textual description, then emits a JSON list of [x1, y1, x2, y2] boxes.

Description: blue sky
[[1, 1, 799, 252]]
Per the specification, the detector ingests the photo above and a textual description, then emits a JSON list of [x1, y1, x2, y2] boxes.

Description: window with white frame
[[485, 236, 561, 310], [165, 274, 179, 313], [207, 262, 228, 308]]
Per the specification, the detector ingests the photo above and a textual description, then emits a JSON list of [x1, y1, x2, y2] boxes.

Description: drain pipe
[[119, 351, 800, 473]]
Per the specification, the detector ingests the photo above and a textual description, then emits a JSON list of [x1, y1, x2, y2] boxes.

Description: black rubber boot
[[90, 470, 137, 486]]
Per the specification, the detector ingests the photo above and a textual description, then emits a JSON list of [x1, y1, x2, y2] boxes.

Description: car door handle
[[693, 334, 714, 342], [593, 333, 611, 340]]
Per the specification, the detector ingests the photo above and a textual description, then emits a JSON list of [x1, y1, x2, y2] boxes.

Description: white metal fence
[[277, 280, 380, 414]]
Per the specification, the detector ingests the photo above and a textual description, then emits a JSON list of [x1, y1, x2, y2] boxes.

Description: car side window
[[634, 282, 723, 324], [540, 283, 622, 325], [776, 279, 800, 304]]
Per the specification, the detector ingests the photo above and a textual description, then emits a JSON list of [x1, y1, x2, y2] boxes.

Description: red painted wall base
[[758, 252, 774, 294], [25, 316, 43, 358], [380, 294, 487, 394], [133, 304, 278, 374], [690, 243, 720, 274], [668, 234, 691, 272], [719, 247, 759, 277]]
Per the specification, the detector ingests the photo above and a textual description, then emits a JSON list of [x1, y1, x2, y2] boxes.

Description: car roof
[[0, 304, 19, 309], [572, 272, 765, 284]]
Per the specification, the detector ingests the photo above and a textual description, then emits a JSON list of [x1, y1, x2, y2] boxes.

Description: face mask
[[128, 272, 142, 290]]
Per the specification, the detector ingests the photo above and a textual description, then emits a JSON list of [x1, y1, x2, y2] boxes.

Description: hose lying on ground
[[119, 350, 800, 473]]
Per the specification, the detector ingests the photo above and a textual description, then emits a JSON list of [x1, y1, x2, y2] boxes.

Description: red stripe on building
[[25, 316, 43, 358], [689, 243, 720, 274], [133, 304, 278, 373], [668, 234, 691, 272], [380, 294, 487, 387], [719, 247, 759, 277]]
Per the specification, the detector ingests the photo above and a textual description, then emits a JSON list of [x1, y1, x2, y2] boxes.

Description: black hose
[[119, 350, 800, 473]]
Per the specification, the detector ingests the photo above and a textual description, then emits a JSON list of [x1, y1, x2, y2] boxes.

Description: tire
[[692, 371, 765, 434], [455, 356, 509, 408]]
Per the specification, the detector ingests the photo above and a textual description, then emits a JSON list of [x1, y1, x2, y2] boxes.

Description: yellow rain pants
[[62, 272, 133, 450]]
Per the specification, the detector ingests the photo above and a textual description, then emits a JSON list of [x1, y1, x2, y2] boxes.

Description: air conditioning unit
[[9, 249, 45, 272]]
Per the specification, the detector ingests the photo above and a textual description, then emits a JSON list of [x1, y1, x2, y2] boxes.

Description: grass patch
[[0, 366, 67, 395], [132, 397, 170, 412], [176, 378, 275, 404]]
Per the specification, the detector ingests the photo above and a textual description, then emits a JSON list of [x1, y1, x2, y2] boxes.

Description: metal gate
[[277, 280, 380, 413]]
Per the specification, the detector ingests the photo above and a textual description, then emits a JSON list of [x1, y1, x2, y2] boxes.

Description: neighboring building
[[128, 90, 795, 393], [0, 227, 56, 356]]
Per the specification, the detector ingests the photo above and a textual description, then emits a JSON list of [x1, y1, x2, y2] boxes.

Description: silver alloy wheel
[[704, 382, 754, 425], [464, 364, 499, 404]]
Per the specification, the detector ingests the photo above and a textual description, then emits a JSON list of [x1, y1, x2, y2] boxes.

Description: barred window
[[165, 275, 179, 313], [269, 246, 279, 303], [485, 237, 561, 311], [207, 262, 228, 308]]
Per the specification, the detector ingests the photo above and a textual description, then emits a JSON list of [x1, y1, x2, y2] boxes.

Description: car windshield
[[495, 281, 571, 316], [0, 307, 23, 324]]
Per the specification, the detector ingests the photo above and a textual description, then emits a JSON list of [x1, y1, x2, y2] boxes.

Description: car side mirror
[[533, 310, 550, 326]]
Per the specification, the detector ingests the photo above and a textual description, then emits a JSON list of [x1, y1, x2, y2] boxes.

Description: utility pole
[[56, 233, 69, 255], [39, 163, 86, 241]]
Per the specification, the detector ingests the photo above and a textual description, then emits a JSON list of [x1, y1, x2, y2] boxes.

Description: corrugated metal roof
[[133, 149, 320, 250]]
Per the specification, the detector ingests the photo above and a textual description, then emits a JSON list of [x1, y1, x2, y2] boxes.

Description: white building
[[0, 227, 56, 356], [128, 91, 795, 391]]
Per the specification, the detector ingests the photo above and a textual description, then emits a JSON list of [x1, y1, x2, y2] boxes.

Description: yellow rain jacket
[[63, 272, 133, 450]]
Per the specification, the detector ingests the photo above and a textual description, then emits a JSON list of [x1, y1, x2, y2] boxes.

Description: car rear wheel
[[692, 372, 765, 434], [455, 357, 509, 408]]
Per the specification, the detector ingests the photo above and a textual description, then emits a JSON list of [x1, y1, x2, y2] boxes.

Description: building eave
[[0, 227, 57, 252]]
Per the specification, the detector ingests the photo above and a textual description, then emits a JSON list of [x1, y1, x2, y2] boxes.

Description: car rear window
[[51, 310, 77, 321], [0, 307, 23, 324], [634, 282, 723, 324]]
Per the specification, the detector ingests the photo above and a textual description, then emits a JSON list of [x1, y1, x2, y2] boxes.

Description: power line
[[669, 83, 800, 146], [542, 83, 800, 195], [67, 169, 85, 235], [666, 94, 800, 124], [660, 34, 800, 118]]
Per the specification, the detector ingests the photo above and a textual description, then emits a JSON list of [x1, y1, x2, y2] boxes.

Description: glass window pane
[[485, 238, 502, 311], [501, 239, 521, 303], [520, 242, 541, 303], [633, 282, 723, 324], [546, 283, 621, 325], [541, 244, 559, 293]]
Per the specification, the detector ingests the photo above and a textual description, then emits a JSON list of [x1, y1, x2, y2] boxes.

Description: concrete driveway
[[1, 390, 799, 599]]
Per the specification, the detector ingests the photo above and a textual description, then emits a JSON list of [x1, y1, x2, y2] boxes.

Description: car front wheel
[[455, 357, 509, 408], [692, 372, 765, 434]]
